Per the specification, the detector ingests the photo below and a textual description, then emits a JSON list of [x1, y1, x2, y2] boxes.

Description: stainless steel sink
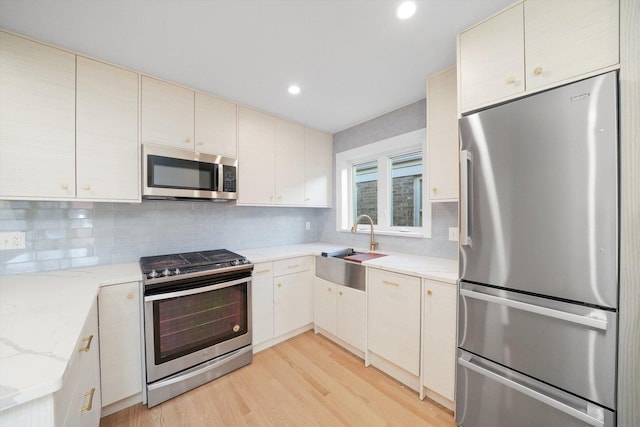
[[316, 248, 366, 291]]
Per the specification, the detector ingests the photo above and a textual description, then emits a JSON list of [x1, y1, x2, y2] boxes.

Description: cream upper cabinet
[[524, 0, 619, 91], [238, 106, 330, 207], [421, 279, 457, 407], [427, 67, 459, 202], [275, 118, 305, 205], [194, 92, 237, 158], [0, 31, 76, 199], [76, 57, 139, 201], [459, 3, 525, 113], [459, 0, 620, 113], [141, 76, 194, 149], [238, 106, 276, 204], [304, 128, 333, 207]]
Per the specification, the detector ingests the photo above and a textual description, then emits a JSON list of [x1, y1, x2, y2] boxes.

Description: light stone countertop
[[0, 262, 141, 411], [0, 244, 457, 412], [234, 242, 458, 284]]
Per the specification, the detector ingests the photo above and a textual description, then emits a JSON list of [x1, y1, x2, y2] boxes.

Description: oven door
[[144, 276, 252, 383]]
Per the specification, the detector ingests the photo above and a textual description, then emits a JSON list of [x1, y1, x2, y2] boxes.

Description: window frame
[[335, 128, 431, 238]]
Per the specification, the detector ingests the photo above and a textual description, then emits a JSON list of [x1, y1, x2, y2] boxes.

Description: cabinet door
[[275, 118, 305, 205], [422, 280, 457, 402], [336, 285, 366, 352], [459, 3, 524, 112], [252, 262, 274, 345], [0, 31, 76, 199], [98, 282, 142, 407], [274, 270, 313, 336], [304, 128, 332, 207], [237, 107, 276, 204], [427, 68, 458, 202], [368, 268, 421, 375], [76, 57, 139, 201], [314, 277, 337, 335], [524, 0, 619, 91], [194, 92, 237, 158], [141, 76, 194, 149]]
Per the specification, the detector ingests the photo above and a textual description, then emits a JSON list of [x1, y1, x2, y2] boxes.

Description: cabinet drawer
[[273, 256, 312, 276]]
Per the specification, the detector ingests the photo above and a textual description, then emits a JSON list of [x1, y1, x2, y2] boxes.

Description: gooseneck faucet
[[351, 214, 378, 251]]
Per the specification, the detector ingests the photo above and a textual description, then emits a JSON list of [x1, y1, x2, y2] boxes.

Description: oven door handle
[[144, 277, 249, 302]]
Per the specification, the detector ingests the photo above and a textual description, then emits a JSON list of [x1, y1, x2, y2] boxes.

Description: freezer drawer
[[458, 282, 617, 409], [456, 351, 615, 427]]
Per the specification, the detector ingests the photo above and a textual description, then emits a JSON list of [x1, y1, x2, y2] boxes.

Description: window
[[336, 128, 431, 238]]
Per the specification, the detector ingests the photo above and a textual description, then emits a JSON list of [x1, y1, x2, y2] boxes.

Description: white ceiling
[[0, 0, 514, 133]]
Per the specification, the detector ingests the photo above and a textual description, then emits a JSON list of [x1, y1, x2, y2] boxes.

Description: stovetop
[[140, 249, 251, 281]]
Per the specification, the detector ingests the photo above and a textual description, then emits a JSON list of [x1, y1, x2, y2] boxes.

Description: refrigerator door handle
[[460, 150, 472, 246], [458, 356, 605, 427], [459, 288, 608, 331]]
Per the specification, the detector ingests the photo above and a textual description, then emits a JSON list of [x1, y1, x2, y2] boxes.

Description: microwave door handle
[[458, 356, 605, 427], [460, 150, 472, 246]]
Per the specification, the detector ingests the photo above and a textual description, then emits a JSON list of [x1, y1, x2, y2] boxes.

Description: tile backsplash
[[0, 200, 320, 275]]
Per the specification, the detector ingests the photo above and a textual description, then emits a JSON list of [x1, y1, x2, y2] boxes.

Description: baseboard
[[100, 393, 142, 417], [252, 324, 314, 353], [366, 351, 420, 392], [421, 387, 454, 411]]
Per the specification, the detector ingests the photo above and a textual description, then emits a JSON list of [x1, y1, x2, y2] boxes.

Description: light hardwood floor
[[100, 331, 455, 427]]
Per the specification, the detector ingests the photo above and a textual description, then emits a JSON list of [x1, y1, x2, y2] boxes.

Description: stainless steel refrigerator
[[456, 71, 618, 427]]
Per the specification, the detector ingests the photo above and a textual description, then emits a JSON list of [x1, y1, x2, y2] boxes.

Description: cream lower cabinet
[[55, 299, 101, 427], [98, 281, 142, 410], [252, 262, 275, 346], [421, 279, 457, 409], [0, 31, 76, 199], [314, 277, 366, 353], [367, 268, 421, 376], [273, 256, 314, 336]]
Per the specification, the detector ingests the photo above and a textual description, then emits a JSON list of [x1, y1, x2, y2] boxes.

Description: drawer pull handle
[[507, 75, 515, 84], [277, 283, 282, 288], [339, 291, 343, 296], [534, 66, 543, 75], [328, 288, 332, 292], [127, 291, 134, 300], [255, 269, 271, 274], [80, 388, 95, 412], [383, 280, 399, 287], [427, 290, 433, 296], [288, 264, 300, 269], [79, 335, 93, 352]]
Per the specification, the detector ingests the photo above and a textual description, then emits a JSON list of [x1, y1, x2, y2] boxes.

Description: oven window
[[153, 283, 248, 364], [148, 155, 218, 191]]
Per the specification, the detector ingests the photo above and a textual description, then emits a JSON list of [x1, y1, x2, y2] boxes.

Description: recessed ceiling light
[[288, 85, 301, 95], [397, 1, 416, 19]]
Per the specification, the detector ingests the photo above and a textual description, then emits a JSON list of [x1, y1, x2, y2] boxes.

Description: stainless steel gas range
[[140, 249, 253, 407]]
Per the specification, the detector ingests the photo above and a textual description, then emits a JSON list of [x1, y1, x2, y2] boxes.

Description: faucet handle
[[370, 241, 379, 251]]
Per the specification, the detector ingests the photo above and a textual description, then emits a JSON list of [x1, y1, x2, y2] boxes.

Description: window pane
[[353, 161, 377, 224], [390, 152, 422, 227]]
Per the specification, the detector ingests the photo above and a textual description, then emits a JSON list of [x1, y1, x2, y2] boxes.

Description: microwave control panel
[[222, 166, 237, 193]]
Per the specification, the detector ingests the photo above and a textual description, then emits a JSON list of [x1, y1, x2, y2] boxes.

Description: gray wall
[[318, 99, 459, 259], [0, 200, 320, 275]]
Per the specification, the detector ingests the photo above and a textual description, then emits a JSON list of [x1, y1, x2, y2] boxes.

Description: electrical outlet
[[0, 231, 26, 250], [448, 227, 459, 242], [305, 221, 311, 231]]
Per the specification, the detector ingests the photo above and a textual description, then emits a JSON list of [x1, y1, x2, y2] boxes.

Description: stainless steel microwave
[[142, 144, 237, 201]]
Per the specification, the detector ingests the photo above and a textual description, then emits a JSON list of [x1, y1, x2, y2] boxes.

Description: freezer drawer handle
[[458, 356, 605, 427], [460, 150, 472, 246], [459, 288, 607, 331]]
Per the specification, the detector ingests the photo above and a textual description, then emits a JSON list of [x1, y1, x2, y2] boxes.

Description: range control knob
[[149, 269, 159, 279], [232, 259, 240, 266], [174, 268, 181, 275], [162, 268, 171, 277]]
